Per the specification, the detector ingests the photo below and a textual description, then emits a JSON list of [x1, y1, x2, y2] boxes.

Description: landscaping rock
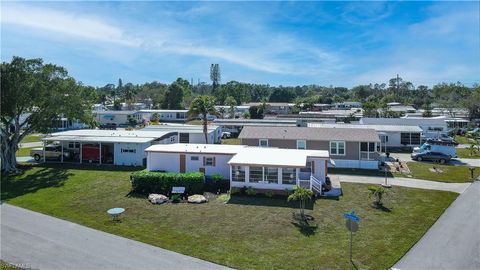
[[188, 194, 207, 204], [148, 194, 168, 204]]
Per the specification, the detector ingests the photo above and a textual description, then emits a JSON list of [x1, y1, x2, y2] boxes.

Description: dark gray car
[[411, 151, 451, 164]]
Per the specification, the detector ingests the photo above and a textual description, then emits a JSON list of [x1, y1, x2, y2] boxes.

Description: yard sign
[[343, 210, 360, 262]]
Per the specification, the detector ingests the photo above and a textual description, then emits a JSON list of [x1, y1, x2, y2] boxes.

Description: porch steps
[[321, 175, 343, 198]]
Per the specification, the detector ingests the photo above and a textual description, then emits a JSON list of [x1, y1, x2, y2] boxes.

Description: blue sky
[[1, 1, 479, 87]]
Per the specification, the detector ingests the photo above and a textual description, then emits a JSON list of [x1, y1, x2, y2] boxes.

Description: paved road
[[393, 181, 480, 270], [391, 152, 479, 167], [1, 204, 231, 270], [335, 174, 471, 193]]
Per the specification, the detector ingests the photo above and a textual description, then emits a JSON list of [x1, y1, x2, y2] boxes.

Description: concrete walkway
[[336, 174, 471, 193], [1, 204, 231, 270], [393, 181, 480, 270]]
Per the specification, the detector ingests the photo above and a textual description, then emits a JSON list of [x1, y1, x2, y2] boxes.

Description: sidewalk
[[392, 181, 480, 269], [336, 174, 470, 193]]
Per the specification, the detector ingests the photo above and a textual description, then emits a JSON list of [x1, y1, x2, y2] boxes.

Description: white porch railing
[[310, 175, 322, 194]]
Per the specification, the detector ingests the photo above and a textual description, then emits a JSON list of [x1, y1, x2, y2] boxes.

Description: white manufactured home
[[142, 124, 222, 144], [145, 144, 330, 193], [139, 109, 189, 123], [41, 130, 177, 166]]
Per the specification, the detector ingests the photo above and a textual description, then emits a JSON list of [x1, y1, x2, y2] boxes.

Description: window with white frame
[[249, 167, 263, 182], [282, 168, 296, 185], [232, 166, 245, 182], [259, 139, 269, 147], [296, 140, 306, 149], [204, 157, 215, 166], [330, 141, 345, 155], [265, 167, 278, 183], [191, 156, 199, 161]]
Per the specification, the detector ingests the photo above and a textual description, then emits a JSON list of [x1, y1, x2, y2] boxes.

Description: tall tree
[[224, 96, 237, 119], [210, 64, 221, 94], [188, 96, 217, 143], [123, 82, 137, 110], [1, 57, 96, 173], [162, 80, 184, 109]]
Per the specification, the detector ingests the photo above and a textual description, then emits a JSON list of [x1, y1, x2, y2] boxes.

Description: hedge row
[[131, 170, 204, 195]]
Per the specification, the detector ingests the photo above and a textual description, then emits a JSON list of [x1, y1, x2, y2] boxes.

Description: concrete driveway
[[393, 181, 480, 270], [1, 204, 231, 270], [391, 153, 479, 167]]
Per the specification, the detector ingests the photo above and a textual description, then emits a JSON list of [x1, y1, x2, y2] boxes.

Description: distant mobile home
[[94, 110, 143, 126], [360, 117, 449, 140], [239, 126, 380, 169], [139, 109, 189, 123], [142, 124, 222, 144], [307, 123, 422, 151], [146, 144, 330, 194]]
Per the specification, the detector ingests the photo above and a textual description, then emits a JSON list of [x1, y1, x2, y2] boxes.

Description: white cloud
[[1, 3, 341, 77]]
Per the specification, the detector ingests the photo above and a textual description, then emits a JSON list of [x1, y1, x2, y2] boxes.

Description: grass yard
[[0, 261, 21, 270], [16, 147, 33, 157], [221, 138, 241, 145], [1, 164, 458, 270], [20, 134, 42, 144], [456, 148, 480, 159], [403, 162, 478, 183], [454, 135, 473, 145]]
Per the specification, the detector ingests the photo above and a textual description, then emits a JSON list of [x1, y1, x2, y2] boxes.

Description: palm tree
[[189, 96, 217, 143], [288, 186, 313, 220]]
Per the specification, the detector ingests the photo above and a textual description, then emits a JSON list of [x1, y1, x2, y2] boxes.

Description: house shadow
[[37, 163, 142, 172], [291, 213, 318, 236], [1, 166, 72, 200], [227, 195, 314, 210]]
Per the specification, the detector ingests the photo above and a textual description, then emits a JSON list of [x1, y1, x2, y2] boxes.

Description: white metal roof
[[139, 109, 189, 113], [228, 148, 329, 167], [142, 124, 219, 133], [43, 135, 156, 143], [307, 123, 423, 132], [145, 143, 246, 154], [50, 129, 174, 138], [93, 110, 140, 115]]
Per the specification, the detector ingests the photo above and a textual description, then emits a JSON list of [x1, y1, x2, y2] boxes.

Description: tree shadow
[[1, 166, 72, 200], [370, 203, 392, 212], [37, 163, 142, 172], [227, 195, 314, 209], [291, 212, 318, 236]]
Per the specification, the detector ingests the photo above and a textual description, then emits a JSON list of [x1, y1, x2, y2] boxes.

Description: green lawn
[[454, 135, 479, 145], [20, 134, 42, 143], [221, 138, 241, 145], [403, 162, 478, 183], [456, 148, 480, 159], [16, 147, 33, 157], [1, 164, 458, 270], [0, 261, 21, 270]]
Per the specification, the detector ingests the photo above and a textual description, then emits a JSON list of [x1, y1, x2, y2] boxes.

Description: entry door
[[179, 154, 186, 173]]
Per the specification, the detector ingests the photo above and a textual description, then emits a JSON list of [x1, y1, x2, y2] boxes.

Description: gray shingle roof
[[239, 126, 380, 142]]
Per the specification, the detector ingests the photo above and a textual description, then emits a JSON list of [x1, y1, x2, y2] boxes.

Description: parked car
[[30, 145, 71, 161], [411, 151, 451, 164], [99, 123, 117, 130], [221, 131, 232, 139]]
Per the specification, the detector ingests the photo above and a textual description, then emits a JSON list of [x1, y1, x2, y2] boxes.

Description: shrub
[[245, 187, 257, 196], [265, 190, 274, 198], [230, 187, 240, 195], [171, 194, 181, 203], [211, 173, 223, 182], [131, 170, 204, 195]]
